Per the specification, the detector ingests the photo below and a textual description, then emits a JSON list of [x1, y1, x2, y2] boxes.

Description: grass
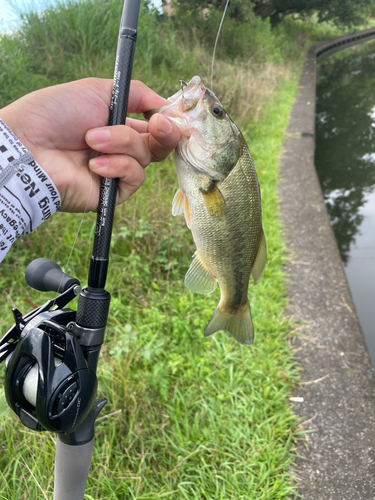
[[0, 1, 353, 498], [0, 80, 301, 499]]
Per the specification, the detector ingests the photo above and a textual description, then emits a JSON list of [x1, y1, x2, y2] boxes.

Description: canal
[[315, 41, 375, 367]]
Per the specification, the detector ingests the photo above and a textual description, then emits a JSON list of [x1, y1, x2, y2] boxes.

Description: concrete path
[[278, 28, 375, 499]]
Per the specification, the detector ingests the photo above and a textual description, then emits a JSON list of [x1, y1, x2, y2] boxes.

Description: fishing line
[[63, 173, 93, 270], [54, 169, 94, 300], [210, 0, 230, 90]]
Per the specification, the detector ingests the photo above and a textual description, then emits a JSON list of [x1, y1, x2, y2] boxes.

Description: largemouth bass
[[146, 76, 266, 345]]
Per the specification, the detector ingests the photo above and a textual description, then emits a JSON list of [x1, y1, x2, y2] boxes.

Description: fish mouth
[[143, 76, 206, 127], [167, 76, 204, 104]]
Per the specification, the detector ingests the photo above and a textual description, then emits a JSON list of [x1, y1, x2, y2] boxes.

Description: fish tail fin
[[204, 300, 254, 345]]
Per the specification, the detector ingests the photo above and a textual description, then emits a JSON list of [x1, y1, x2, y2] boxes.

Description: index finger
[[128, 80, 170, 114], [93, 78, 170, 115]]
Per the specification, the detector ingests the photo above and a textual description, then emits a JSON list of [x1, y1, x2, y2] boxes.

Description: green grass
[[0, 79, 301, 499], [0, 1, 351, 498]]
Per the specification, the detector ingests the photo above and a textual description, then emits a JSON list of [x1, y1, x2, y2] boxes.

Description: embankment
[[278, 27, 375, 499]]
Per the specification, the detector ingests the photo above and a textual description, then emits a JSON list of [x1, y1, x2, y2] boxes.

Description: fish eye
[[211, 104, 224, 119]]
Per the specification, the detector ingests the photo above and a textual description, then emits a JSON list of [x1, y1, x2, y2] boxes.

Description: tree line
[[167, 0, 375, 28]]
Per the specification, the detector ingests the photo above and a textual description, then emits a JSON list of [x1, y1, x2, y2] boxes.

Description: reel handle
[[25, 258, 80, 293]]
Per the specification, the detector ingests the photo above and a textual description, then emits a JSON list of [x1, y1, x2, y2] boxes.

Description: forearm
[[0, 119, 61, 261]]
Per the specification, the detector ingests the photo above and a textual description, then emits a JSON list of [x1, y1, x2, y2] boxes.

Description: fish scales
[[183, 138, 261, 307], [144, 76, 266, 345]]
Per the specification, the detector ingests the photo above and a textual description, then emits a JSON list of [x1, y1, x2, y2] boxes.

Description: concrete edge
[[277, 28, 375, 499]]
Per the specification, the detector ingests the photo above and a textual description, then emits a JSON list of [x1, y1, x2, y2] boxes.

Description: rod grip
[[53, 438, 94, 500]]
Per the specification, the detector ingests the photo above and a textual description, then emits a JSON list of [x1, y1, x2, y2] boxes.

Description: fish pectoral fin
[[172, 189, 192, 229], [183, 195, 192, 229], [251, 229, 267, 284], [200, 181, 227, 217], [172, 189, 184, 216], [185, 251, 217, 294], [204, 300, 254, 345]]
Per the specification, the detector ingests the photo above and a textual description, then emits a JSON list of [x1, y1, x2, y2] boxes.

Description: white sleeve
[[0, 119, 61, 262]]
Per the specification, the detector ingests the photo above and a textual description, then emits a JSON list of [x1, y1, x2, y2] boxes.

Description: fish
[[145, 76, 266, 345]]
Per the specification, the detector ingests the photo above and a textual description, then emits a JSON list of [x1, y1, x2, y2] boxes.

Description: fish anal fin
[[204, 300, 254, 345], [200, 181, 227, 217], [172, 189, 184, 216], [185, 251, 217, 294], [251, 229, 267, 284]]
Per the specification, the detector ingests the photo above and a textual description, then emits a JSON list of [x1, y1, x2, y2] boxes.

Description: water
[[315, 43, 375, 366]]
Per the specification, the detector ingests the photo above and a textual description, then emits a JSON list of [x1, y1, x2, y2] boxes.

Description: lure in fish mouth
[[145, 76, 267, 345]]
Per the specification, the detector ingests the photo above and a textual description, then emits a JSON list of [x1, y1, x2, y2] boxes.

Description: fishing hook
[[179, 79, 187, 98]]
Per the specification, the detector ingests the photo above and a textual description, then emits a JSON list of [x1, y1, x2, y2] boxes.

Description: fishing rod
[[0, 0, 141, 498]]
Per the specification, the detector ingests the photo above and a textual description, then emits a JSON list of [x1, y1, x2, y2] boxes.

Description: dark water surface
[[315, 44, 375, 366]]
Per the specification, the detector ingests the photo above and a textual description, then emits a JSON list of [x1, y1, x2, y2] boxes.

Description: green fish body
[[146, 76, 266, 345]]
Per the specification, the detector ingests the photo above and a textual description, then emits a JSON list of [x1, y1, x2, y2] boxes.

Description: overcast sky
[[0, 0, 45, 30], [0, 0, 161, 31]]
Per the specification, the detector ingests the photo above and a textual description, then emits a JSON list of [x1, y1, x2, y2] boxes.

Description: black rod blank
[[88, 0, 141, 290], [75, 0, 141, 339]]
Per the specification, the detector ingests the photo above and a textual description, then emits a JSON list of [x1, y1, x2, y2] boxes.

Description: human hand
[[0, 78, 181, 213]]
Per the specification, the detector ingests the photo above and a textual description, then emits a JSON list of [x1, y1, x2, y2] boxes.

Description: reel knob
[[25, 258, 80, 293]]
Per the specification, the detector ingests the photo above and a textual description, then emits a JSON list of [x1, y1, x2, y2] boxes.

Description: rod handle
[[53, 438, 95, 500]]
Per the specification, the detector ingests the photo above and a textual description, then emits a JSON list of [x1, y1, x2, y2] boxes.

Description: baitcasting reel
[[0, 259, 98, 434]]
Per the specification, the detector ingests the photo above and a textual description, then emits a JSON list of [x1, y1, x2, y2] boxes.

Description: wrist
[[0, 106, 33, 152]]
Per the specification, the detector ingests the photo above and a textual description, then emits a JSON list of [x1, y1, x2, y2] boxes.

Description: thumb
[[147, 113, 181, 162]]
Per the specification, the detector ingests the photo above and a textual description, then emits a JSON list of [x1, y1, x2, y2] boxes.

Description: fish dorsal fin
[[185, 251, 217, 294], [200, 182, 227, 217], [251, 229, 267, 283], [172, 189, 184, 216]]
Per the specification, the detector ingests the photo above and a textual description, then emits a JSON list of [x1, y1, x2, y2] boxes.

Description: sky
[[0, 0, 47, 30], [0, 0, 161, 31]]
